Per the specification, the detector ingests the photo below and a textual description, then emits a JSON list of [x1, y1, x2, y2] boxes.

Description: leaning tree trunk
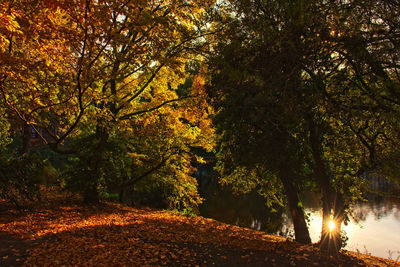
[[279, 166, 311, 244]]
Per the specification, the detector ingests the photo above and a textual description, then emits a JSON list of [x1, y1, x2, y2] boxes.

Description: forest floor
[[0, 187, 398, 267]]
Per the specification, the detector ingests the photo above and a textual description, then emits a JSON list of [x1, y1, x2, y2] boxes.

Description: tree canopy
[[206, 0, 400, 250], [1, 0, 400, 256]]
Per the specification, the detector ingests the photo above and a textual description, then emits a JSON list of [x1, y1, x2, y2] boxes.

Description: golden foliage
[[0, 187, 396, 266]]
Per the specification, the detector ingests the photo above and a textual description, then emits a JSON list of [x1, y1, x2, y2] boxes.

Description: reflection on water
[[199, 177, 400, 261], [298, 196, 400, 261], [199, 184, 285, 234], [340, 196, 400, 261]]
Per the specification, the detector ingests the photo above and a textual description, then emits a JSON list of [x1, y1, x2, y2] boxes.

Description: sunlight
[[328, 220, 336, 232]]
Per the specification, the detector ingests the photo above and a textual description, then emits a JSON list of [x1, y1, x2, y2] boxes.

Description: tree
[[65, 72, 215, 209], [207, 0, 313, 244], [297, 0, 400, 251], [207, 0, 400, 250], [1, 0, 217, 203]]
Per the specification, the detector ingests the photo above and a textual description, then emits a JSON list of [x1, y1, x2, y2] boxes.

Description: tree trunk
[[279, 166, 311, 244], [21, 122, 31, 155], [83, 186, 99, 204], [309, 118, 344, 253], [119, 188, 124, 203], [314, 159, 335, 252], [82, 125, 109, 204], [319, 190, 346, 253]]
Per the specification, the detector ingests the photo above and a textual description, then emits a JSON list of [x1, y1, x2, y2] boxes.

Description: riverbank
[[0, 188, 398, 266]]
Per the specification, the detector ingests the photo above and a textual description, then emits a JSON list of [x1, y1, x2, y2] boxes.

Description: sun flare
[[328, 220, 336, 232]]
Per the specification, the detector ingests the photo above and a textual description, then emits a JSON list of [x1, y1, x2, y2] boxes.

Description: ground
[[0, 188, 398, 266]]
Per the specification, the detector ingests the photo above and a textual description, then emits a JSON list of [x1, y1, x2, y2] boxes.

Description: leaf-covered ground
[[0, 188, 398, 267]]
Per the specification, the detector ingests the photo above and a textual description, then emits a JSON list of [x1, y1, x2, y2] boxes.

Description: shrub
[[0, 153, 45, 209]]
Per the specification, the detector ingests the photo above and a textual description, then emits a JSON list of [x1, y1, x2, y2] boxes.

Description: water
[[296, 195, 400, 260], [339, 196, 400, 260], [199, 182, 400, 261]]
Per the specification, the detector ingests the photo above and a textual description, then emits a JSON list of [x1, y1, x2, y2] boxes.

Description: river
[[198, 176, 400, 261]]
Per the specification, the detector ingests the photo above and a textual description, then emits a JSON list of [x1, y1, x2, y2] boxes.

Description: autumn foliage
[[0, 0, 216, 207], [1, 187, 397, 266], [2, 0, 400, 263]]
